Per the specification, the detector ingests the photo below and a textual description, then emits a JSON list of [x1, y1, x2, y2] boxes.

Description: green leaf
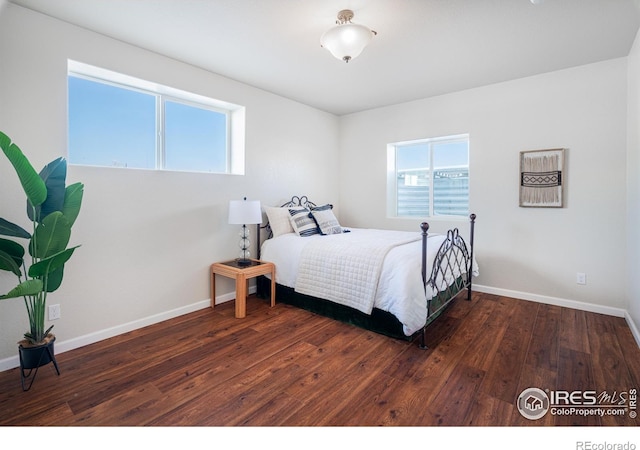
[[0, 132, 47, 208], [0, 279, 43, 300], [0, 249, 22, 276], [62, 182, 84, 228], [0, 238, 25, 275], [28, 157, 67, 223], [45, 265, 64, 292], [0, 131, 10, 151], [0, 217, 30, 239], [0, 238, 25, 259], [28, 246, 78, 278], [30, 212, 71, 259]]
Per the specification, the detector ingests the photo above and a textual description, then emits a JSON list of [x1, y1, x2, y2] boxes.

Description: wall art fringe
[[519, 148, 565, 207]]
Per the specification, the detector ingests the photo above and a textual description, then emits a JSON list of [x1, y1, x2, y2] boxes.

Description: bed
[[257, 196, 477, 348]]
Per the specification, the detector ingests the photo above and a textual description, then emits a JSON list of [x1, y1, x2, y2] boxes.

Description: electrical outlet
[[48, 304, 61, 320], [576, 273, 586, 285]]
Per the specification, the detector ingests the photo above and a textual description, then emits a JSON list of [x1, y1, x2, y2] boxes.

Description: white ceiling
[[7, 0, 640, 115]]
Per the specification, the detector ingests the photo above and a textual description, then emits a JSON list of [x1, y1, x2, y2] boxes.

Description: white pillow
[[264, 206, 294, 238]]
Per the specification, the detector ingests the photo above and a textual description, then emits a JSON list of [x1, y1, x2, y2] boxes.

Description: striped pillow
[[289, 207, 320, 237], [311, 204, 342, 235]]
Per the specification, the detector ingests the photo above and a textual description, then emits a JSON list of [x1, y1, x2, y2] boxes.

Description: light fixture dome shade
[[320, 22, 375, 62]]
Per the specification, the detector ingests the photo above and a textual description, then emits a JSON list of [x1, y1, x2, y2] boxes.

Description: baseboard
[[473, 284, 627, 317], [0, 288, 252, 372], [624, 310, 640, 348]]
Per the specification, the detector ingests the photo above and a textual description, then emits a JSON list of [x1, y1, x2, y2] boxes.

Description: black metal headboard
[[257, 195, 317, 259], [279, 195, 317, 209]]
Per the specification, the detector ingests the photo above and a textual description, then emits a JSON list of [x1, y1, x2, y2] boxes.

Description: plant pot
[[18, 334, 60, 391], [19, 337, 54, 369]]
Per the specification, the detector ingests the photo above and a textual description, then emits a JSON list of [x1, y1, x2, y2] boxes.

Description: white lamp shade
[[228, 200, 262, 225], [320, 23, 375, 62]]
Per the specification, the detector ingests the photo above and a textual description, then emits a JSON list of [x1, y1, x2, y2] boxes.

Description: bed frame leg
[[419, 327, 428, 350], [419, 222, 430, 349], [466, 213, 476, 302]]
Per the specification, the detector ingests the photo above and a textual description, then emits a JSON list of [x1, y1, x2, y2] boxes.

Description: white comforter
[[294, 229, 422, 315], [260, 228, 476, 336]]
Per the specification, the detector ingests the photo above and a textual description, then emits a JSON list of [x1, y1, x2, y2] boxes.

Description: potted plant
[[0, 131, 83, 389]]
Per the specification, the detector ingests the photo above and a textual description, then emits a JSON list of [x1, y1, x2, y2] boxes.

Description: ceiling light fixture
[[320, 9, 377, 63]]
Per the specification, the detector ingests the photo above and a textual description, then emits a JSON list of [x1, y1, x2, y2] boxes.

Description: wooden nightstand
[[210, 259, 275, 318]]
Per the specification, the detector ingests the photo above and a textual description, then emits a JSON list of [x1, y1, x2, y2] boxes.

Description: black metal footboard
[[418, 213, 477, 349]]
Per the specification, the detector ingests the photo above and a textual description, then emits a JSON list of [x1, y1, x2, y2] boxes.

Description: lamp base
[[236, 258, 252, 267]]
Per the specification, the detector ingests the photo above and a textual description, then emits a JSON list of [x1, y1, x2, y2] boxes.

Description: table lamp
[[228, 197, 262, 266]]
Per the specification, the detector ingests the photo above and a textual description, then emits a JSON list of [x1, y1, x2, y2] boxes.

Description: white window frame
[[387, 134, 470, 219], [67, 60, 246, 174]]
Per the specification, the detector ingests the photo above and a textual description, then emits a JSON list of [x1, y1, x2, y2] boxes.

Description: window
[[67, 61, 245, 174], [387, 135, 469, 218]]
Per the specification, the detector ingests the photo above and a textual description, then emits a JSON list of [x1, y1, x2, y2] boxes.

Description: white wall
[[339, 59, 629, 316], [0, 4, 339, 365], [627, 28, 640, 339]]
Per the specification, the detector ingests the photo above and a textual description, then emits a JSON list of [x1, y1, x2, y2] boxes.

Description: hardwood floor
[[0, 291, 638, 426]]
